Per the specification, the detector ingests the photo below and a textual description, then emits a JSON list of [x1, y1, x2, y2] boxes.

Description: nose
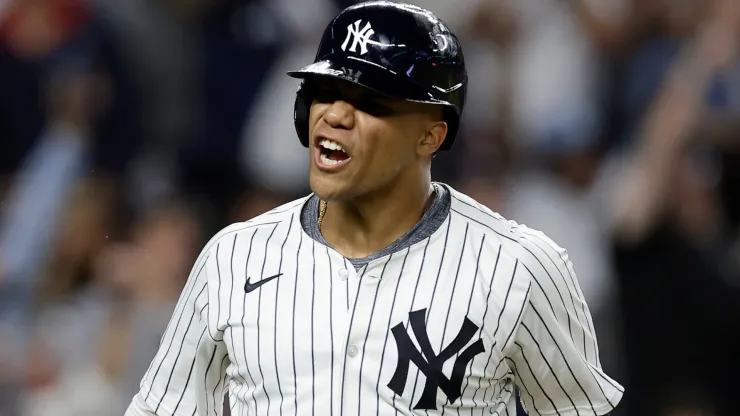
[[322, 100, 355, 130]]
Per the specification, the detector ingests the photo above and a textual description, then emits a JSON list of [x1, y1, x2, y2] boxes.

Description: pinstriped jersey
[[125, 184, 624, 416]]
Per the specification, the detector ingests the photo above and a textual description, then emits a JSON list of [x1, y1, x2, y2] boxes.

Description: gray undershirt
[[301, 183, 451, 270]]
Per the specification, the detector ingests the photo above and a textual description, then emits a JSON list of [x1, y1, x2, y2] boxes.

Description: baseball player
[[125, 1, 624, 415]]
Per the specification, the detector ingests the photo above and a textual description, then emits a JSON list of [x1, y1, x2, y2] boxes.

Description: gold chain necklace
[[318, 200, 327, 230], [318, 185, 435, 232]]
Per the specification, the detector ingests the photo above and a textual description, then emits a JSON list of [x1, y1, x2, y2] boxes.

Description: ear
[[418, 121, 448, 157]]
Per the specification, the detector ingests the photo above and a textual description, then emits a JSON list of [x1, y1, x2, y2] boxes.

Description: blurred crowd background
[[1, 0, 740, 415]]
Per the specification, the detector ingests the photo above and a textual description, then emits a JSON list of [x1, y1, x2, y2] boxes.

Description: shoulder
[[197, 195, 310, 263], [445, 184, 576, 288]]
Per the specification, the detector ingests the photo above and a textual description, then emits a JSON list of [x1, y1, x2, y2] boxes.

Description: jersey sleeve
[[505, 230, 624, 416], [126, 244, 230, 416]]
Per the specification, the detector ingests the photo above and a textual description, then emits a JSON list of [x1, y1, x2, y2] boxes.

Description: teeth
[[320, 153, 340, 166], [319, 139, 345, 153]]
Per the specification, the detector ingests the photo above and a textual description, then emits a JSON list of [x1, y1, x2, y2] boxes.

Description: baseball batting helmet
[[287, 1, 467, 151]]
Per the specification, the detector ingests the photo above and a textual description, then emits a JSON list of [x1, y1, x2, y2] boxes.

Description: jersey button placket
[[339, 263, 366, 412], [347, 344, 359, 357], [338, 268, 349, 281], [332, 261, 354, 345], [331, 259, 355, 414]]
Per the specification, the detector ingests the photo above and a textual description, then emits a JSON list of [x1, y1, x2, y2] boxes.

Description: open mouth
[[318, 138, 351, 166]]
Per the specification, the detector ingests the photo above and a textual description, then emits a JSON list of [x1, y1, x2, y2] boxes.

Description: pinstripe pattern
[[356, 256, 391, 414], [392, 238, 430, 415], [424, 222, 469, 416], [292, 230, 304, 415], [376, 247, 410, 416], [274, 214, 295, 412], [126, 186, 623, 416], [326, 246, 336, 416], [406, 217, 452, 412], [239, 228, 260, 413], [310, 240, 317, 416]]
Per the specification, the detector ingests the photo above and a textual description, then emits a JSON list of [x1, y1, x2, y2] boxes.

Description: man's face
[[307, 78, 445, 202]]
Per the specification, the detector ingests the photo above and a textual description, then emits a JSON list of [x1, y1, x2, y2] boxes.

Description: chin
[[309, 178, 343, 202], [309, 171, 355, 202]]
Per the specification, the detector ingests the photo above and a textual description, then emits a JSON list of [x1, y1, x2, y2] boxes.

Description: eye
[[309, 84, 396, 117], [313, 87, 340, 104]]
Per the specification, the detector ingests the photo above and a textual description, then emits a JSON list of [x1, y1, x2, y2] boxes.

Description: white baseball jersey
[[125, 184, 623, 416]]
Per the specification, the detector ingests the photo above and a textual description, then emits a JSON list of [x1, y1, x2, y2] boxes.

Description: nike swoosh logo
[[244, 273, 282, 293]]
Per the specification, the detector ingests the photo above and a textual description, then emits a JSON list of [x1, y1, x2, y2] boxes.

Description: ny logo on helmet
[[342, 67, 362, 83], [341, 19, 375, 55]]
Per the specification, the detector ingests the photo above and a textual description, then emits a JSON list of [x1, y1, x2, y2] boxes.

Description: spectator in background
[[238, 0, 335, 196], [606, 0, 740, 414], [456, 0, 604, 160], [459, 0, 625, 390], [0, 4, 144, 416], [181, 0, 290, 228], [92, 0, 207, 211], [0, 1, 120, 412], [91, 0, 296, 232], [482, 2, 740, 416], [0, 0, 140, 178], [22, 197, 202, 416]]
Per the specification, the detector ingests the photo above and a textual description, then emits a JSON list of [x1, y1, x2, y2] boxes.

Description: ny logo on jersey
[[341, 19, 375, 55], [387, 309, 485, 410]]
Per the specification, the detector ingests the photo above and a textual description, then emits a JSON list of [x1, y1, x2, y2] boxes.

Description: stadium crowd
[[1, 0, 740, 415]]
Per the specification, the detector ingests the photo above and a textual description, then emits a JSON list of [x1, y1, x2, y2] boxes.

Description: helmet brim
[[287, 58, 453, 109]]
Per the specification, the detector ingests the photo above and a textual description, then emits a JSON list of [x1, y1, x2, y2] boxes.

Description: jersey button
[[338, 268, 349, 280], [347, 345, 359, 357]]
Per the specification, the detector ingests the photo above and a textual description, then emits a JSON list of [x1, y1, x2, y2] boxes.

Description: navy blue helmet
[[287, 1, 467, 151]]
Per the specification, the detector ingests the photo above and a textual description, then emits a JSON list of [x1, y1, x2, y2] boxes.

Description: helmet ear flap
[[294, 84, 313, 148]]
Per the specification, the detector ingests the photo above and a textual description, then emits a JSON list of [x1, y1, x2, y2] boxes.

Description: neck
[[320, 175, 434, 259]]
